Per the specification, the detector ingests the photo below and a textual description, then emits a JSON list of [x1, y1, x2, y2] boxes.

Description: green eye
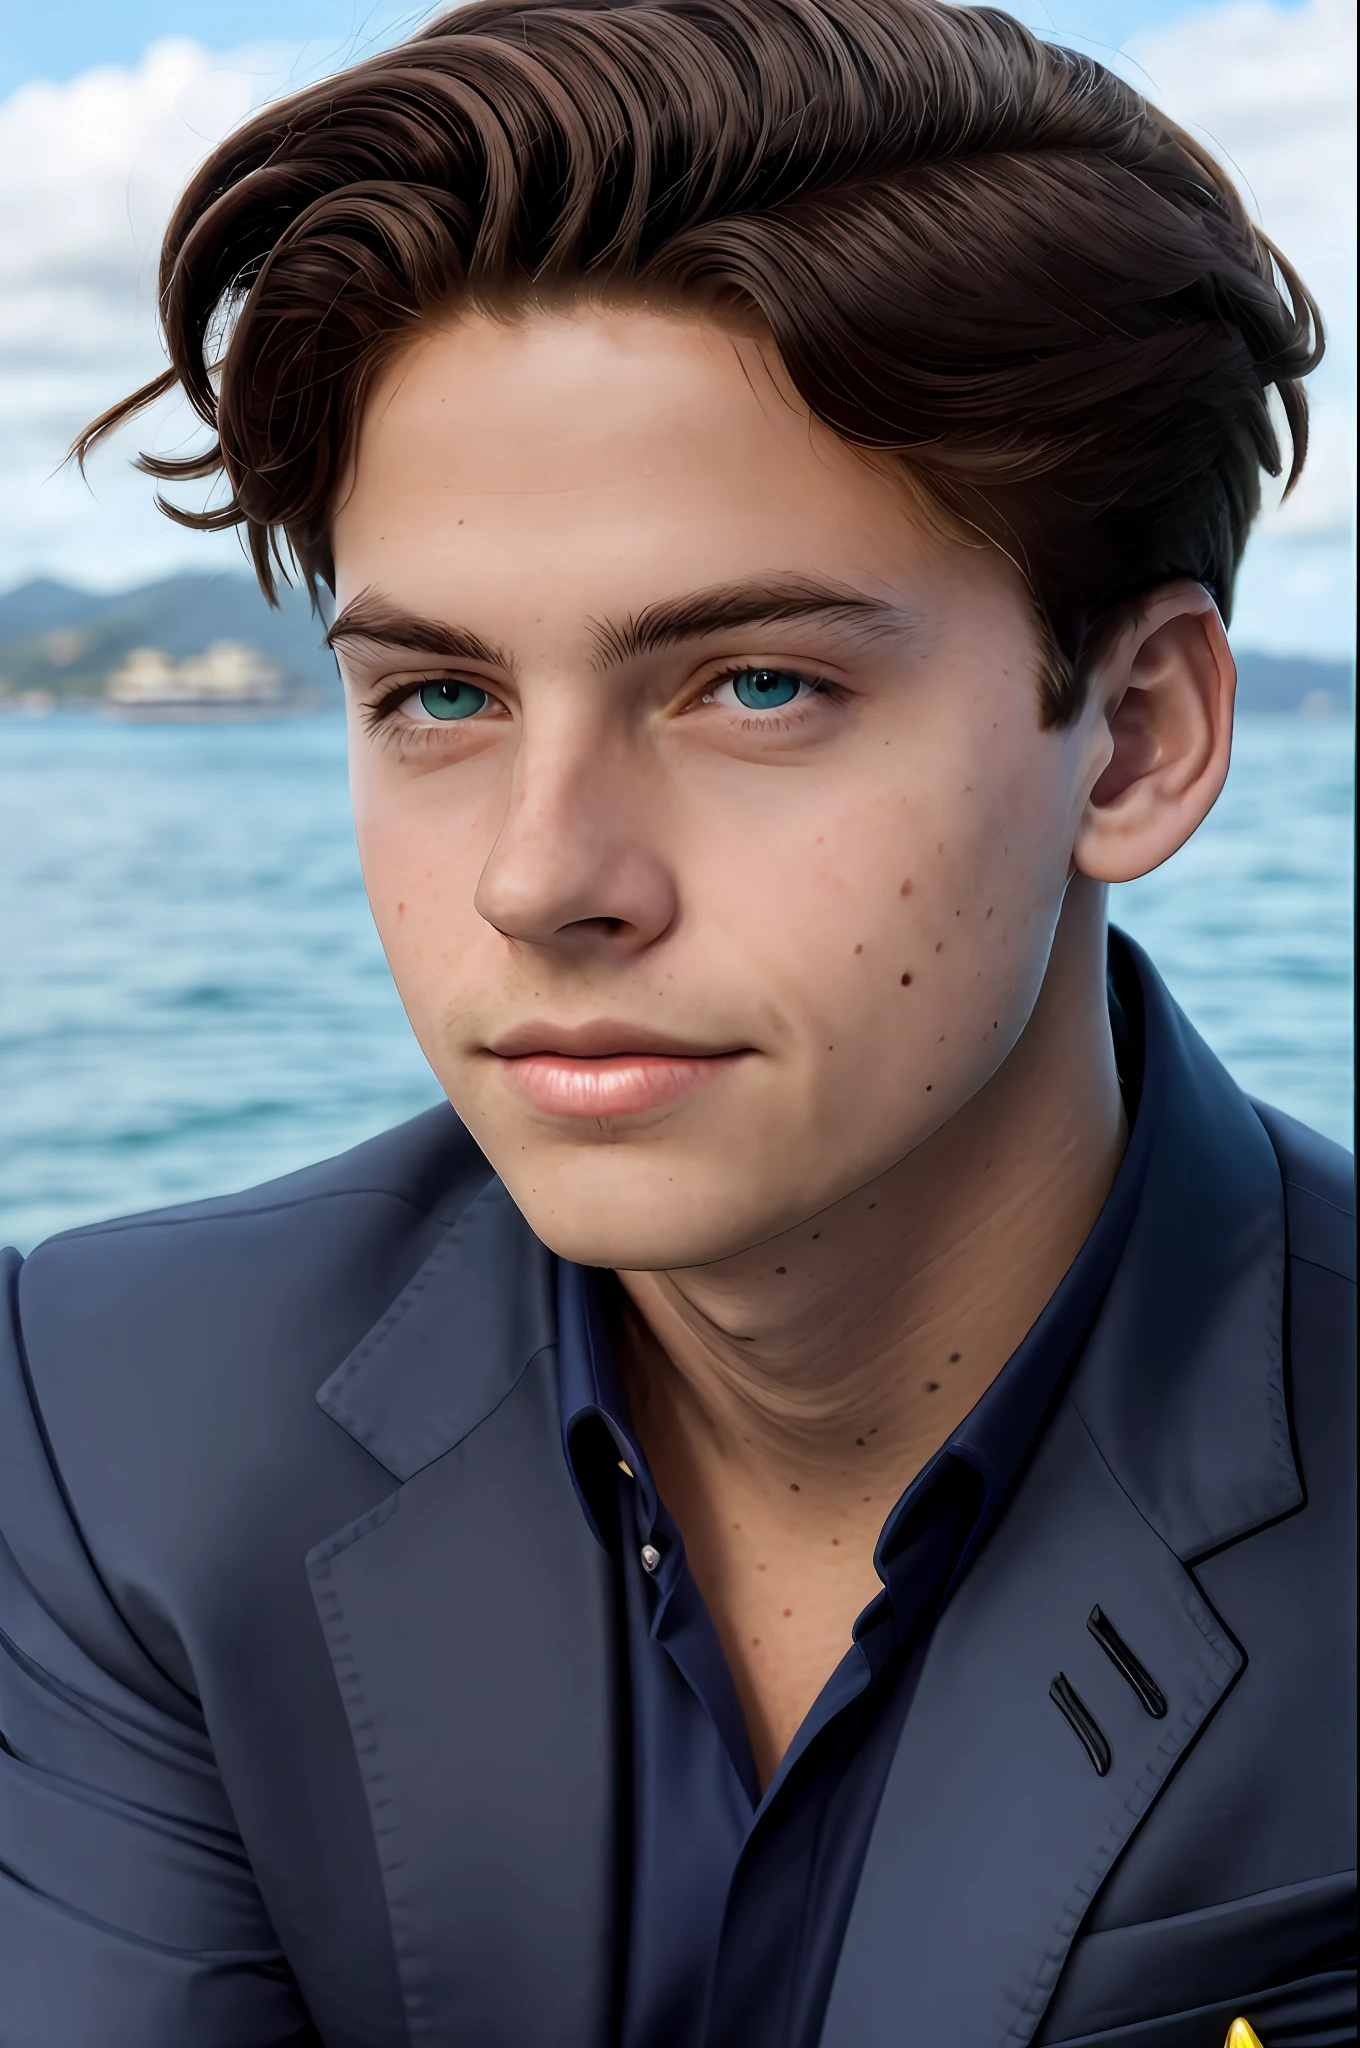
[[417, 681, 489, 720], [732, 669, 804, 710]]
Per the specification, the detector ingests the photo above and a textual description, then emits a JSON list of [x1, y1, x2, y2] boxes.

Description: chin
[[496, 1156, 797, 1273]]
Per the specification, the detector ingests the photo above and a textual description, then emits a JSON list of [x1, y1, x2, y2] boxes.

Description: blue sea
[[0, 714, 1352, 1254]]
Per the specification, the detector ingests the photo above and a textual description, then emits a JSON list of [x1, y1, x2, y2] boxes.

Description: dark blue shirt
[[558, 982, 1151, 2048]]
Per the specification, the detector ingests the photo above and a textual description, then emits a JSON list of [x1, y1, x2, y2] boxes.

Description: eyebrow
[[325, 593, 512, 672], [587, 575, 923, 669], [326, 574, 923, 678]]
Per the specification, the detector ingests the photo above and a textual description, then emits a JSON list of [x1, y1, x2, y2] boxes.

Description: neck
[[615, 879, 1127, 1512]]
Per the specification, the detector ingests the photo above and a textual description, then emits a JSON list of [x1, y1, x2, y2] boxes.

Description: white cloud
[[1116, 0, 1356, 654], [0, 38, 313, 587], [0, 6, 1354, 648], [1122, 0, 1356, 530]]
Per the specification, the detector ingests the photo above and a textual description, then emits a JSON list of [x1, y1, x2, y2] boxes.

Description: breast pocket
[[1037, 1870, 1356, 2046]]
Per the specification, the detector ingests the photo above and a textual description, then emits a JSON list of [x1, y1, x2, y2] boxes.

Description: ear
[[1073, 582, 1236, 885]]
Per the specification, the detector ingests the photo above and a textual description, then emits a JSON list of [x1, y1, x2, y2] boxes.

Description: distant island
[[0, 570, 1353, 720], [0, 573, 337, 719]]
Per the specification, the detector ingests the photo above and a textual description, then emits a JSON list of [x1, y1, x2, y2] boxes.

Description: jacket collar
[[315, 1173, 555, 1481], [1070, 930, 1298, 1559]]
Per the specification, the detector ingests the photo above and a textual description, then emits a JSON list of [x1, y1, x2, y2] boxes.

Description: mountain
[[0, 573, 339, 706], [1228, 651, 1354, 717], [0, 571, 1353, 714]]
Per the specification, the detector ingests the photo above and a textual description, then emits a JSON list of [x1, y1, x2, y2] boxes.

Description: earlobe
[[1073, 584, 1235, 887]]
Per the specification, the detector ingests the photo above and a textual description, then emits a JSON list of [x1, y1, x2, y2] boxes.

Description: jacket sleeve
[[0, 1249, 319, 2048]]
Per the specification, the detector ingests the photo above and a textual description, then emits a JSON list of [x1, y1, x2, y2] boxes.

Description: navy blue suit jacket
[[0, 943, 1354, 2046]]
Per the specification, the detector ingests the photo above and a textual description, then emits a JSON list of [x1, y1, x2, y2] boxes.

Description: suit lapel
[[822, 936, 1302, 2047], [306, 1179, 620, 2048], [820, 1398, 1244, 2046]]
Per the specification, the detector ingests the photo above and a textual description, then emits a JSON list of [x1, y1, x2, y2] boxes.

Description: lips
[[489, 1019, 728, 1060], [487, 1021, 749, 1119]]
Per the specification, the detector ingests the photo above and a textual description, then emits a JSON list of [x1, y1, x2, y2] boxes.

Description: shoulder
[[9, 1099, 492, 1424], [2, 1108, 495, 1647], [1250, 1097, 1355, 1283], [14, 1099, 490, 1339]]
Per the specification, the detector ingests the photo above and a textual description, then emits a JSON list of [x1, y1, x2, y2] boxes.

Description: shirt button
[[640, 1543, 661, 1574]]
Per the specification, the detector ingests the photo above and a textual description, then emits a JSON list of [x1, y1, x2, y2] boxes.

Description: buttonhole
[[1049, 1673, 1111, 1775], [1087, 1607, 1168, 1718]]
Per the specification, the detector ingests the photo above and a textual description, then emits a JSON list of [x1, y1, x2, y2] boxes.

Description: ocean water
[[0, 714, 1352, 1254]]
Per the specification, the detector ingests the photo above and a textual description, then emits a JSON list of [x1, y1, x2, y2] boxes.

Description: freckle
[[955, 908, 961, 917], [926, 1380, 940, 1392], [816, 835, 825, 846], [986, 906, 994, 918], [854, 943, 863, 954], [992, 1021, 998, 1030], [937, 842, 944, 852], [869, 1427, 878, 1435], [926, 1084, 933, 1091], [783, 1609, 793, 1618], [868, 1202, 877, 1209], [757, 1563, 767, 1571], [950, 1352, 961, 1362], [751, 1637, 761, 1646], [775, 1265, 787, 1275], [856, 1437, 866, 1446], [935, 941, 943, 952], [862, 1496, 871, 1503], [831, 1537, 840, 1546], [811, 1232, 820, 1240], [396, 902, 406, 920], [901, 972, 912, 986], [899, 878, 913, 896], [790, 1482, 800, 1491]]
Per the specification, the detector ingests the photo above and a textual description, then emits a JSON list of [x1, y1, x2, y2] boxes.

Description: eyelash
[[358, 664, 847, 739], [698, 666, 845, 720], [358, 676, 498, 735]]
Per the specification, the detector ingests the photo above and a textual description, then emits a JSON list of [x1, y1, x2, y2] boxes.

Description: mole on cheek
[[854, 944, 863, 955], [899, 879, 914, 897], [900, 972, 913, 987], [396, 902, 406, 920]]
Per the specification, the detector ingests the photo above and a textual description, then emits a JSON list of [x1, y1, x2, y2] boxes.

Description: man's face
[[333, 305, 1104, 1269]]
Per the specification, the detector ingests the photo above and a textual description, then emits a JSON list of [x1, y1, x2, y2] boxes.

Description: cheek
[[729, 753, 1071, 1074], [349, 759, 485, 1014]]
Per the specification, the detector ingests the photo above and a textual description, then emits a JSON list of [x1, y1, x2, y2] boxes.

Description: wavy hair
[[75, 0, 1323, 720]]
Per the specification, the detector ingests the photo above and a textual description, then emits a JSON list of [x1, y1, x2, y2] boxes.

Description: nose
[[473, 714, 678, 956]]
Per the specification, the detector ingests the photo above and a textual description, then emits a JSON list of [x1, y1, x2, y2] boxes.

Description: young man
[[0, 2, 1352, 2043]]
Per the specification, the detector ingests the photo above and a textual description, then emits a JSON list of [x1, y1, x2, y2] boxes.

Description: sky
[[0, 0, 1353, 658]]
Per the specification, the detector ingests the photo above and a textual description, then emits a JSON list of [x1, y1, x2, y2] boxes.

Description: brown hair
[[77, 0, 1322, 721]]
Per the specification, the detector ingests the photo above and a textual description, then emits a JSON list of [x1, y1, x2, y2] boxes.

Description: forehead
[[333, 305, 955, 615]]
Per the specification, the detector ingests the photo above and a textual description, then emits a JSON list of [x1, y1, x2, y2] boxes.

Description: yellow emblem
[[1225, 2023, 1264, 2048]]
